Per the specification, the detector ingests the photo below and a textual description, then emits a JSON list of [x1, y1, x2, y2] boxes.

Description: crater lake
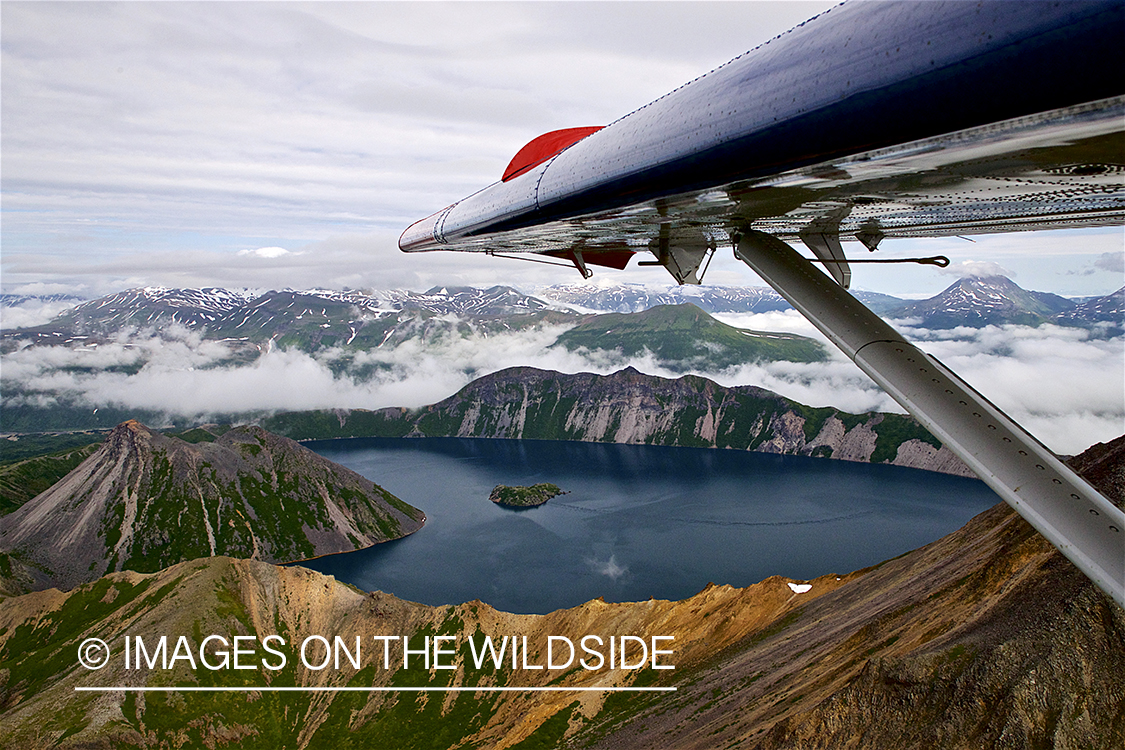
[[299, 438, 999, 614]]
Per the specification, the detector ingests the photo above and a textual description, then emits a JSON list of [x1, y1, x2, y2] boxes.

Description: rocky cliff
[[0, 421, 424, 591], [266, 367, 972, 476]]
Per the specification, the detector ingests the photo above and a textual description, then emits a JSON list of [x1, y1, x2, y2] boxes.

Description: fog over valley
[[3, 283, 1121, 457]]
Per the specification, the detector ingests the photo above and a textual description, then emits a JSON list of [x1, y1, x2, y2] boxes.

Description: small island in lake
[[489, 482, 566, 508]]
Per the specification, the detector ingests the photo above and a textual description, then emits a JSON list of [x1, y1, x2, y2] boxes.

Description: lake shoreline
[[297, 437, 1000, 615]]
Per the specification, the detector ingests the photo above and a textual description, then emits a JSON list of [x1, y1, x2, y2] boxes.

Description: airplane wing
[[401, 0, 1125, 607]]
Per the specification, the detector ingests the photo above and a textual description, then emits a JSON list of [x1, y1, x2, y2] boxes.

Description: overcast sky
[[2, 0, 1123, 299]]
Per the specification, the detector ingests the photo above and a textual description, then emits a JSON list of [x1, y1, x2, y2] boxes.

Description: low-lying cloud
[[894, 322, 1125, 455], [938, 260, 1012, 279], [0, 298, 84, 330], [3, 312, 1121, 456]]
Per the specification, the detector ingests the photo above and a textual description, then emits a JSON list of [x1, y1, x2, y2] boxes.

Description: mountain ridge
[[263, 366, 972, 476], [884, 275, 1073, 327], [551, 303, 826, 370], [5, 277, 1116, 345], [0, 285, 579, 356], [0, 420, 424, 592]]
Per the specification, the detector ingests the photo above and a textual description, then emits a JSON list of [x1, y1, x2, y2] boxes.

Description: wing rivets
[[1090, 509, 1101, 516]]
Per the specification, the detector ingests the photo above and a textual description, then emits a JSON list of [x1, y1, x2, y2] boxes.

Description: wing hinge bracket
[[799, 231, 851, 288]]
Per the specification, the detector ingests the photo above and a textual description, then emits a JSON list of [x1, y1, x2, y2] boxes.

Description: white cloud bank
[[0, 299, 82, 330], [237, 247, 295, 259], [938, 260, 1013, 279], [4, 312, 1120, 456], [896, 323, 1125, 455]]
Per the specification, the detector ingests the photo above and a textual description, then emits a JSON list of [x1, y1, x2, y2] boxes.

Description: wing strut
[[734, 230, 1124, 608]]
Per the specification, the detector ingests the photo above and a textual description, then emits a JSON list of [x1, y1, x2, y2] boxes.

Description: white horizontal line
[[76, 686, 675, 693]]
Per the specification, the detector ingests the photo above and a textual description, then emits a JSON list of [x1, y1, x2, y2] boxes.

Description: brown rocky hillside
[[0, 420, 424, 592], [0, 438, 1120, 748]]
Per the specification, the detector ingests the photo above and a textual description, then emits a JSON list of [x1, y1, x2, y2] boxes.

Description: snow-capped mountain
[[884, 276, 1077, 328], [384, 286, 559, 316], [0, 293, 88, 308], [536, 282, 905, 315], [1053, 286, 1124, 331], [537, 282, 791, 313], [4, 278, 1113, 352], [63, 287, 259, 328], [1, 285, 577, 351]]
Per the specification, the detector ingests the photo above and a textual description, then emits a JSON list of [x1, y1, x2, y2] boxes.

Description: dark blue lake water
[[300, 438, 999, 614]]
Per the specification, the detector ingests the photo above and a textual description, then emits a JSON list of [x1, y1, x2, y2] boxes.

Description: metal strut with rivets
[[735, 230, 1124, 608]]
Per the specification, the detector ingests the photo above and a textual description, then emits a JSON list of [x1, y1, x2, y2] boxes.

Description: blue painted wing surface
[[401, 0, 1124, 261]]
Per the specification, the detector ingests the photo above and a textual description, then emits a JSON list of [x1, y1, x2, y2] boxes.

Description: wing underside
[[403, 98, 1125, 269]]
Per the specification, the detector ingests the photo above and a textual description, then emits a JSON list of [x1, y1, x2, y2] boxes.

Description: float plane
[[401, 1, 1125, 607]]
